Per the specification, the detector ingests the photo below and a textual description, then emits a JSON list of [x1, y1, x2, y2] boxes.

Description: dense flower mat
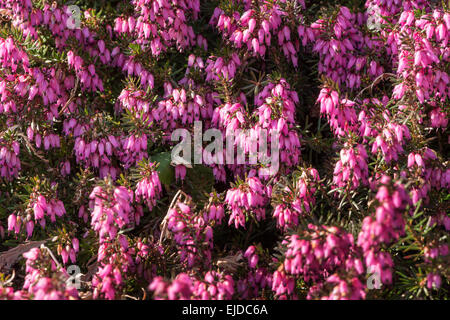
[[0, 0, 448, 300]]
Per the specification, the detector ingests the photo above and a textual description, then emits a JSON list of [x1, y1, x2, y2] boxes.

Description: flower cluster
[[92, 236, 134, 300], [317, 88, 358, 136], [89, 184, 135, 242], [308, 7, 385, 89], [135, 162, 162, 211], [150, 271, 234, 300], [274, 224, 365, 300], [333, 143, 368, 190], [225, 176, 269, 228], [0, 138, 20, 180], [8, 189, 66, 238], [115, 0, 206, 57], [272, 168, 320, 229], [21, 247, 78, 300], [357, 175, 411, 285], [166, 200, 213, 268], [212, 0, 306, 66], [74, 134, 121, 179]]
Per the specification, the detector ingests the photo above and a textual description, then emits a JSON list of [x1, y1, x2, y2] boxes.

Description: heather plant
[[0, 0, 448, 301]]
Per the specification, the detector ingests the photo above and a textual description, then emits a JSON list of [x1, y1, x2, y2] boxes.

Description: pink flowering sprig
[[386, 8, 450, 130], [66, 51, 103, 92], [202, 192, 226, 225], [165, 197, 214, 269], [118, 79, 215, 141], [205, 52, 242, 82], [208, 77, 301, 181], [133, 159, 162, 212], [131, 237, 166, 284], [22, 247, 79, 300], [254, 78, 302, 171], [149, 270, 234, 300], [53, 228, 80, 265], [88, 177, 144, 301], [332, 142, 369, 191], [7, 177, 66, 239], [191, 270, 235, 300], [404, 147, 449, 205], [211, 100, 249, 136], [0, 35, 76, 162], [317, 87, 359, 137], [120, 133, 149, 170], [0, 133, 21, 180], [0, 32, 81, 126], [283, 225, 358, 282], [71, 113, 123, 179], [114, 0, 206, 58], [118, 107, 167, 171], [357, 175, 411, 286], [272, 167, 321, 230], [369, 110, 411, 164], [273, 224, 365, 299], [233, 245, 273, 299], [212, 0, 307, 66], [225, 176, 270, 229], [271, 268, 295, 300], [306, 270, 367, 300], [89, 178, 137, 243], [149, 273, 194, 300], [307, 6, 386, 90], [0, 36, 30, 74], [156, 81, 215, 132], [92, 235, 134, 300], [392, 9, 449, 104]]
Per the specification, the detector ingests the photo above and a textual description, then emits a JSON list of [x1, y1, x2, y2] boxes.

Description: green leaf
[[151, 151, 174, 186], [128, 43, 142, 55]]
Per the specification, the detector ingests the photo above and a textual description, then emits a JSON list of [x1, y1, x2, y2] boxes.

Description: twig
[[0, 9, 12, 21], [0, 239, 48, 271], [16, 132, 52, 168], [2, 269, 15, 286], [355, 73, 396, 101], [41, 244, 62, 270], [59, 77, 79, 116], [158, 190, 189, 245]]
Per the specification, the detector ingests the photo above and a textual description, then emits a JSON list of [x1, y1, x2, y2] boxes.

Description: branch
[[16, 132, 54, 170], [158, 190, 190, 245], [59, 76, 79, 116], [355, 73, 396, 101]]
